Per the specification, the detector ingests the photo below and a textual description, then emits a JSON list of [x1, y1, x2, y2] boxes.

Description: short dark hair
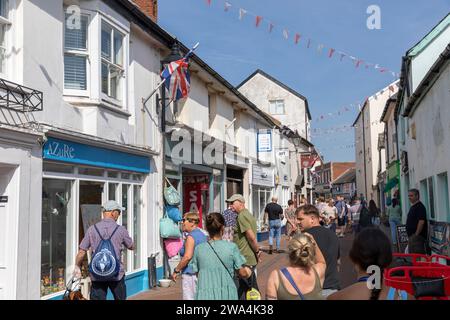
[[205, 212, 225, 237], [408, 189, 420, 198], [295, 204, 320, 219], [288, 200, 294, 206]]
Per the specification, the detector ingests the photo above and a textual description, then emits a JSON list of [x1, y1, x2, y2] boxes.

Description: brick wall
[[133, 0, 158, 22]]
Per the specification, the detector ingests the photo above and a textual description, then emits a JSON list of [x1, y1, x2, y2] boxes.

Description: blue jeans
[[389, 218, 401, 245], [269, 219, 282, 249], [90, 277, 127, 300]]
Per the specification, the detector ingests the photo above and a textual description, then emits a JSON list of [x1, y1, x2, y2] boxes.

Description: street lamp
[[160, 40, 182, 279]]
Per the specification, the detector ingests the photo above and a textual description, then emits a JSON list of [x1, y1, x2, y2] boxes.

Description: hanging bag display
[[164, 177, 181, 206], [165, 205, 182, 222], [160, 213, 182, 239]]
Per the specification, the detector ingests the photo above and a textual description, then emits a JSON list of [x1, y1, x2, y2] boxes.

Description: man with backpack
[[335, 196, 348, 238], [73, 200, 135, 300]]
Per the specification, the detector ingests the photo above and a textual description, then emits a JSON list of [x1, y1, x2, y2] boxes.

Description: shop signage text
[[46, 141, 75, 159]]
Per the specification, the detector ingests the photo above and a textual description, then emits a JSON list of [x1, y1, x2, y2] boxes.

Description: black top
[[307, 226, 340, 290], [265, 202, 283, 221], [406, 201, 428, 239]]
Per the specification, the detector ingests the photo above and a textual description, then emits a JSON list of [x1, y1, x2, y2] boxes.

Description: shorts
[[338, 216, 346, 226]]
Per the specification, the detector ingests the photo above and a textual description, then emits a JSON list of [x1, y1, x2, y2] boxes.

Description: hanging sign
[[183, 183, 204, 228], [257, 130, 272, 152]]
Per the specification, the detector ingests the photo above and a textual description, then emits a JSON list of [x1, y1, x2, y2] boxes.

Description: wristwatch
[[173, 269, 181, 275]]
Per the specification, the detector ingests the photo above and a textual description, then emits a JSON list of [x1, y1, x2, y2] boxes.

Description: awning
[[384, 177, 399, 193]]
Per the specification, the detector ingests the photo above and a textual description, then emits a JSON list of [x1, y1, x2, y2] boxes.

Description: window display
[[41, 179, 73, 296]]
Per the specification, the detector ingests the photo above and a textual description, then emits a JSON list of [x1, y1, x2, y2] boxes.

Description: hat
[[103, 200, 125, 212], [226, 194, 245, 203]]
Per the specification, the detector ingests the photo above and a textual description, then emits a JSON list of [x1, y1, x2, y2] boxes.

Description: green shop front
[[40, 136, 157, 300], [384, 160, 401, 205]]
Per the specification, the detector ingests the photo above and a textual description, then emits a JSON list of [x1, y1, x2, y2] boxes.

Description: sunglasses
[[182, 218, 199, 223]]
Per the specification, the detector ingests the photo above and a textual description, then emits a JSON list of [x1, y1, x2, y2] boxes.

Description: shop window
[[437, 172, 449, 221], [428, 177, 435, 220], [43, 162, 75, 174], [41, 179, 73, 297], [133, 185, 142, 270], [108, 183, 118, 201], [78, 167, 104, 176], [121, 184, 130, 271], [107, 171, 119, 178]]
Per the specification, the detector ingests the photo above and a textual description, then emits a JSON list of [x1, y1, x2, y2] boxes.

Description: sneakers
[[268, 245, 273, 254]]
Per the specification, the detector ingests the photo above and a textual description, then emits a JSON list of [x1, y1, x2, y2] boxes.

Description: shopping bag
[[165, 205, 182, 222], [164, 178, 181, 205], [160, 216, 182, 239], [164, 238, 183, 258]]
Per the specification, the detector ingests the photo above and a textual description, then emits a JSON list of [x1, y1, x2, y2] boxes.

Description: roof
[[332, 168, 356, 185], [108, 0, 279, 128], [407, 13, 450, 57], [403, 43, 450, 117], [380, 92, 398, 123], [237, 69, 312, 121]]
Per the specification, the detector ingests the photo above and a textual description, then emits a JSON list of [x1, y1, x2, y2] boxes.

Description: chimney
[[133, 0, 158, 22]]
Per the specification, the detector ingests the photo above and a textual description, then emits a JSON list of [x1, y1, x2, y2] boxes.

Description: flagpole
[[142, 42, 200, 107]]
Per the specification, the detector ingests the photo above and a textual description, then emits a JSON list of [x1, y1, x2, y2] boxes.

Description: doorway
[[0, 165, 18, 299]]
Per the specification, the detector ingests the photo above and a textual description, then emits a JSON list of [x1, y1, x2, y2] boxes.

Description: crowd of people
[[71, 188, 432, 300]]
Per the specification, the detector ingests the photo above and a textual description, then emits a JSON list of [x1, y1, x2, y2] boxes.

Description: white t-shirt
[[322, 206, 337, 222]]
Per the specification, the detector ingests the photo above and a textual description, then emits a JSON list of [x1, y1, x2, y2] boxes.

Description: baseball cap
[[103, 200, 125, 212], [226, 194, 245, 203]]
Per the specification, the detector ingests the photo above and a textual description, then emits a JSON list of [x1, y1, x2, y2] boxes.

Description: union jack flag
[[160, 51, 193, 101]]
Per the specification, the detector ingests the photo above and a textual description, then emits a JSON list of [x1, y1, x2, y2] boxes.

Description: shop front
[[40, 136, 155, 300], [251, 163, 275, 240]]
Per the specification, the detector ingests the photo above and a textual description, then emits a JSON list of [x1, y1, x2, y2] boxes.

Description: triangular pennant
[[355, 59, 363, 68], [239, 8, 247, 20], [205, 0, 212, 6], [255, 16, 263, 27], [269, 22, 274, 33], [379, 68, 387, 73], [224, 1, 232, 11], [283, 29, 289, 40], [317, 44, 324, 53], [328, 48, 335, 58], [307, 39, 311, 48], [295, 33, 301, 44], [339, 52, 346, 61]]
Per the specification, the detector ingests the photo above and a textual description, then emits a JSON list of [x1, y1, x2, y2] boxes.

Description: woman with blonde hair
[[171, 212, 207, 300], [265, 233, 327, 300]]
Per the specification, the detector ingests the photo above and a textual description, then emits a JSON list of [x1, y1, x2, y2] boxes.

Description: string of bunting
[[202, 0, 400, 78]]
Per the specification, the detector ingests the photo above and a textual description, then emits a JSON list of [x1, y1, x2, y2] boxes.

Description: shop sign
[[0, 196, 8, 203], [252, 165, 274, 187], [396, 225, 409, 253], [43, 137, 151, 173], [257, 130, 272, 152], [183, 183, 204, 228]]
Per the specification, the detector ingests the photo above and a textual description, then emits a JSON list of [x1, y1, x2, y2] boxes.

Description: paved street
[[129, 227, 367, 300]]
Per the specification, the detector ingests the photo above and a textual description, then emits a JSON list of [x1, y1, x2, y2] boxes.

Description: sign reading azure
[[43, 137, 151, 173]]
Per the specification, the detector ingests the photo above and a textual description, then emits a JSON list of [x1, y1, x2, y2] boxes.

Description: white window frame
[[0, 0, 12, 79], [100, 18, 127, 108], [269, 100, 285, 115], [63, 10, 91, 97]]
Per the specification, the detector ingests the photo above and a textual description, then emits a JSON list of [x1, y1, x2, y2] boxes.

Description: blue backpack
[[89, 224, 120, 281]]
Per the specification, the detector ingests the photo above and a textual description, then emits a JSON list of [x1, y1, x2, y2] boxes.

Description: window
[[64, 14, 89, 91], [428, 177, 435, 219], [437, 172, 450, 221], [0, 0, 10, 74], [269, 100, 285, 115], [133, 185, 141, 269], [101, 21, 124, 101], [41, 179, 74, 297]]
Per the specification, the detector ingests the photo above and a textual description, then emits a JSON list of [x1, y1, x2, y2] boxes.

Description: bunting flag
[[239, 8, 246, 20], [201, 0, 400, 79], [255, 15, 263, 27], [328, 48, 335, 58]]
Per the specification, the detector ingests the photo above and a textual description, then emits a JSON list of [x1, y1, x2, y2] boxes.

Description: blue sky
[[158, 0, 450, 162]]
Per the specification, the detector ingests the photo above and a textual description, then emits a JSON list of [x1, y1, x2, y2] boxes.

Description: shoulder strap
[[93, 224, 104, 241], [108, 225, 120, 240], [207, 241, 235, 281], [280, 268, 306, 300]]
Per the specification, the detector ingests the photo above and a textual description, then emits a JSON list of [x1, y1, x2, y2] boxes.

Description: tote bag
[[164, 178, 181, 206], [160, 215, 182, 239]]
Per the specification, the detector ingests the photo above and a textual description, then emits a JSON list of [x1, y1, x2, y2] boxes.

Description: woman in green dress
[[189, 212, 252, 300]]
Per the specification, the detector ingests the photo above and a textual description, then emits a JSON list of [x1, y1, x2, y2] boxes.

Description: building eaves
[[332, 167, 356, 185], [109, 0, 278, 128], [380, 93, 398, 123], [237, 69, 312, 121], [403, 43, 450, 117]]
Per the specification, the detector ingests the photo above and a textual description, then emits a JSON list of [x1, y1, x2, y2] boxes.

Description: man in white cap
[[73, 200, 134, 300], [227, 194, 261, 300]]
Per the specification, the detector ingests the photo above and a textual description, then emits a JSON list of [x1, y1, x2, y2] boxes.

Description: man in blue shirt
[[334, 196, 348, 238]]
